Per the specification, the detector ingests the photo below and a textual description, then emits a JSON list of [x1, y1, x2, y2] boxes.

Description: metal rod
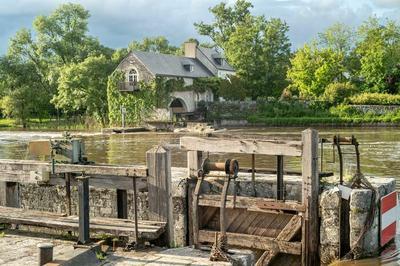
[[353, 135, 361, 175], [251, 154, 256, 196], [320, 140, 324, 172], [334, 136, 344, 185], [277, 155, 284, 200], [132, 175, 140, 246], [220, 174, 230, 236], [77, 176, 90, 244]]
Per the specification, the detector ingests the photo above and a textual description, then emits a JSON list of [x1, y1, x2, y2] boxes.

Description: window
[[128, 69, 138, 84]]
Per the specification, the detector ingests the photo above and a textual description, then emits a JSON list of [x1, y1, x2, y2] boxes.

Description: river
[[0, 126, 399, 265]]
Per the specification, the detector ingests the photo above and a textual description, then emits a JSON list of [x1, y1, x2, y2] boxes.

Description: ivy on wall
[[107, 71, 156, 126]]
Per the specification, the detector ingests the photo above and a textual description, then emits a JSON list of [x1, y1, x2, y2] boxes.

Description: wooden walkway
[[0, 207, 166, 241]]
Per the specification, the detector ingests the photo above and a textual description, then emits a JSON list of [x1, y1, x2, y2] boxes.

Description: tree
[[196, 0, 291, 99], [287, 44, 345, 98], [3, 3, 114, 126], [318, 23, 354, 55], [52, 55, 116, 126], [128, 36, 181, 55], [355, 17, 400, 93], [0, 56, 51, 127]]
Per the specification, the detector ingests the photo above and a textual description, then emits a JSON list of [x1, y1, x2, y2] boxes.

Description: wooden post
[[187, 150, 202, 246], [0, 182, 19, 208], [117, 189, 128, 219], [146, 146, 173, 247], [301, 129, 319, 265]]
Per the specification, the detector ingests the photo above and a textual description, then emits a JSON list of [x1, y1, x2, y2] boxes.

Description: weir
[[0, 129, 396, 265]]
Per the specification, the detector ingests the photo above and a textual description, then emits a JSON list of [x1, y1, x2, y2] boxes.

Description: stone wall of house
[[117, 53, 154, 82]]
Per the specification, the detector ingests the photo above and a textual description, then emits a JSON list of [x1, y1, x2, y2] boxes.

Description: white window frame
[[128, 68, 139, 84]]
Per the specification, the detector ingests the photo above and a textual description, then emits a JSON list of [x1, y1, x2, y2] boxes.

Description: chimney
[[184, 41, 198, 58]]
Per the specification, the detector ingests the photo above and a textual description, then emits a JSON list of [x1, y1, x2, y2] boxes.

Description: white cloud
[[372, 0, 400, 8], [0, 0, 399, 54]]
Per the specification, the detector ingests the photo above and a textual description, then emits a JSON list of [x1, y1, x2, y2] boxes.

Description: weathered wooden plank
[[0, 159, 147, 190], [198, 230, 301, 255], [0, 206, 165, 240], [255, 248, 279, 266], [0, 159, 147, 178], [187, 150, 202, 246], [277, 215, 302, 241], [301, 129, 319, 265], [180, 137, 302, 157], [198, 194, 305, 212], [146, 146, 173, 247], [255, 215, 302, 266]]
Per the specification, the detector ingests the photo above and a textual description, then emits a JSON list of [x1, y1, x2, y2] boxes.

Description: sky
[[0, 0, 399, 55]]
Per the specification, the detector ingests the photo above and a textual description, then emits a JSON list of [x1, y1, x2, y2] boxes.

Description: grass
[[0, 118, 101, 131]]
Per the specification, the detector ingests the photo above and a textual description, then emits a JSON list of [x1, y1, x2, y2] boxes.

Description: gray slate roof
[[197, 47, 235, 72], [131, 51, 213, 78]]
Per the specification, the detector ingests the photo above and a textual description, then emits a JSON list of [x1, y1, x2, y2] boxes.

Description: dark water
[[0, 127, 399, 264]]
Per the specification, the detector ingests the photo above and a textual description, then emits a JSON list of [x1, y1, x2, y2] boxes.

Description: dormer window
[[128, 68, 138, 84], [212, 53, 225, 66], [182, 60, 194, 72]]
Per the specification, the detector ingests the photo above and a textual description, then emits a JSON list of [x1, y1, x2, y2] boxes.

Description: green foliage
[[196, 0, 291, 99], [355, 17, 400, 93], [287, 44, 345, 98], [322, 82, 357, 105], [0, 56, 52, 127], [318, 23, 355, 55], [107, 71, 156, 126], [129, 36, 181, 55], [348, 93, 400, 105], [188, 77, 221, 95], [95, 251, 107, 261], [218, 76, 246, 101], [53, 55, 117, 126]]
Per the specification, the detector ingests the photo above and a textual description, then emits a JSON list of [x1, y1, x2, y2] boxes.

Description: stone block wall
[[320, 177, 396, 264]]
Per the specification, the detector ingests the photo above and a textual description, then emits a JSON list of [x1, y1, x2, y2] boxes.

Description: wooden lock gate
[[181, 129, 320, 266]]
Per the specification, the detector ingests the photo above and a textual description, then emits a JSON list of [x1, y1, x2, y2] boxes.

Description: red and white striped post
[[380, 191, 399, 247]]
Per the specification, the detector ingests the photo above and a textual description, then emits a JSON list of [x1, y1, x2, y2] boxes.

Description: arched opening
[[169, 98, 188, 114]]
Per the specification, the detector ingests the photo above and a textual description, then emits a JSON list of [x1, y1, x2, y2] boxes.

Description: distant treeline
[[0, 1, 399, 127]]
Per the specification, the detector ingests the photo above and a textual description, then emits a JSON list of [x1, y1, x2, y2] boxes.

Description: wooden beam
[[256, 215, 302, 265], [198, 194, 305, 212], [0, 159, 147, 178], [187, 150, 202, 246], [0, 159, 147, 190], [0, 206, 165, 240], [301, 129, 319, 265], [198, 230, 301, 255], [180, 137, 302, 157]]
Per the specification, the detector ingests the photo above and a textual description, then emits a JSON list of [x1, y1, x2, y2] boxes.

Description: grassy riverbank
[[0, 118, 98, 131]]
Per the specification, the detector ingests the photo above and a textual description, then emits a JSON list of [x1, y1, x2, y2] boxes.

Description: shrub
[[322, 82, 357, 105], [348, 93, 400, 105]]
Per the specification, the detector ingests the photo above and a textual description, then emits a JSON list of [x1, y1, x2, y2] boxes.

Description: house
[[115, 41, 235, 118]]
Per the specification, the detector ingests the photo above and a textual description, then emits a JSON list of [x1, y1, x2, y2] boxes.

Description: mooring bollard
[[77, 175, 90, 244], [37, 243, 53, 266]]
